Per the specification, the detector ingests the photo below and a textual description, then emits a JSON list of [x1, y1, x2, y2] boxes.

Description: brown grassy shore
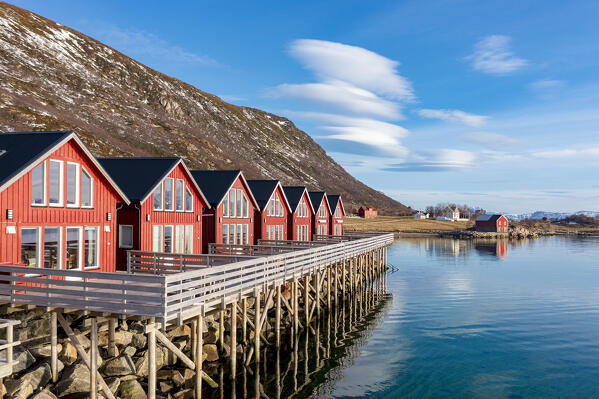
[[344, 216, 474, 234]]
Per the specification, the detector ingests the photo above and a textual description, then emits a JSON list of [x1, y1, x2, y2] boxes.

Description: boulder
[[105, 376, 121, 394], [13, 346, 36, 373], [16, 318, 51, 342], [55, 363, 91, 397], [6, 363, 52, 399], [131, 333, 147, 349], [29, 343, 62, 359], [30, 388, 57, 399], [172, 389, 194, 399], [119, 379, 147, 399], [166, 325, 191, 339], [98, 331, 133, 347], [103, 355, 136, 376], [134, 348, 165, 377], [202, 344, 219, 362], [58, 342, 78, 365], [179, 368, 195, 389], [202, 329, 217, 344], [158, 380, 175, 393], [122, 346, 137, 357]]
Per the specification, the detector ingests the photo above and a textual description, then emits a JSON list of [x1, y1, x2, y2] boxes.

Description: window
[[335, 205, 342, 218], [242, 195, 248, 218], [185, 187, 193, 212], [176, 180, 184, 211], [119, 225, 133, 249], [223, 192, 229, 217], [66, 163, 79, 207], [185, 225, 193, 254], [228, 224, 235, 244], [175, 225, 184, 253], [49, 160, 63, 206], [236, 224, 242, 245], [229, 189, 236, 217], [164, 226, 173, 252], [223, 224, 229, 244], [268, 197, 275, 217], [81, 168, 93, 208], [31, 162, 46, 205], [276, 197, 281, 217], [318, 203, 327, 218], [243, 224, 248, 244], [164, 178, 174, 211], [21, 227, 40, 266], [44, 227, 61, 269], [152, 226, 163, 252], [84, 227, 99, 268], [66, 227, 81, 270], [153, 182, 163, 211], [236, 189, 242, 218]]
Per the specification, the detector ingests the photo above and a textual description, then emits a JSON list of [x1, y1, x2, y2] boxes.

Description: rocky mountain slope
[[0, 2, 410, 215]]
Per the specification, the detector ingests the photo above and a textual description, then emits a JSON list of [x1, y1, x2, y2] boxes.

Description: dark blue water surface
[[331, 236, 599, 398]]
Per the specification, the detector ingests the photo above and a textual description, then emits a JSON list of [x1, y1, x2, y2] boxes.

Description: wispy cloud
[[529, 79, 564, 90], [532, 146, 599, 160], [84, 22, 217, 66], [383, 149, 477, 172], [463, 132, 518, 147], [467, 35, 527, 75], [417, 108, 488, 127]]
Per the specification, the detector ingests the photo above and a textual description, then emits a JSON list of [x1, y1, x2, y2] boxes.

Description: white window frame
[[229, 189, 236, 218], [153, 182, 163, 211], [164, 178, 174, 211], [48, 159, 64, 207], [236, 224, 242, 245], [164, 225, 174, 253], [176, 179, 184, 212], [185, 186, 193, 212], [236, 189, 242, 218], [43, 227, 62, 269], [223, 224, 229, 244], [31, 161, 47, 206], [65, 226, 83, 272], [119, 225, 134, 249], [153, 225, 163, 252], [175, 225, 184, 253], [243, 224, 248, 245], [223, 192, 229, 217], [84, 226, 100, 270], [242, 195, 248, 218], [21, 227, 41, 267], [185, 225, 193, 254], [81, 167, 94, 208], [66, 162, 80, 208]]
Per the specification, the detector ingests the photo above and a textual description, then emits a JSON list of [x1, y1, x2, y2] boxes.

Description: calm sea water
[[330, 236, 599, 398]]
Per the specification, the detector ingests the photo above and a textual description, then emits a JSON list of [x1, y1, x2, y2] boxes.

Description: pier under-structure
[[0, 232, 393, 398]]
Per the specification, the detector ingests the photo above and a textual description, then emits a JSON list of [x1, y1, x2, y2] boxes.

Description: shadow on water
[[210, 296, 393, 399]]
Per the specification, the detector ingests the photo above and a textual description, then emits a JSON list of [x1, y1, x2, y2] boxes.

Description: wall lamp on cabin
[[146, 214, 151, 221], [106, 212, 112, 221], [197, 215, 200, 222], [6, 209, 13, 220]]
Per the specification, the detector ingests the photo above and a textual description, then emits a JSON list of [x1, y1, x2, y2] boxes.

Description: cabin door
[[65, 227, 83, 280]]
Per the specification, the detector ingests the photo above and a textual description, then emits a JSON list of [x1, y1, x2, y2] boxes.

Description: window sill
[[84, 266, 100, 271], [81, 206, 94, 209], [49, 204, 64, 208], [31, 203, 47, 207]]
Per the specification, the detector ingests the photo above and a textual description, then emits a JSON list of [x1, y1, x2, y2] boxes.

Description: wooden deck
[[0, 233, 394, 324]]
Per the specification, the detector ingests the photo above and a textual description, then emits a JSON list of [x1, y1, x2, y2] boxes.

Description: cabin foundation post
[[107, 318, 116, 358], [254, 288, 261, 363], [242, 297, 248, 345], [191, 319, 197, 362], [50, 311, 58, 383], [293, 277, 299, 339], [342, 260, 346, 303], [219, 308, 225, 353], [195, 312, 203, 399], [315, 271, 320, 320], [275, 284, 281, 348], [304, 275, 310, 327], [327, 266, 331, 311], [334, 262, 339, 306], [230, 300, 237, 380], [90, 317, 98, 399], [147, 318, 156, 399]]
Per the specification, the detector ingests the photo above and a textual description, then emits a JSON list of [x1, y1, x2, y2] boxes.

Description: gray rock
[[55, 363, 91, 397], [203, 344, 219, 362], [123, 346, 137, 357], [29, 343, 62, 358], [16, 318, 51, 342], [118, 379, 147, 399], [134, 348, 165, 377], [166, 325, 190, 339], [105, 376, 121, 394], [102, 355, 136, 376], [58, 342, 77, 365], [6, 363, 52, 399], [30, 388, 57, 399], [13, 346, 36, 373], [131, 333, 147, 349], [99, 331, 133, 348]]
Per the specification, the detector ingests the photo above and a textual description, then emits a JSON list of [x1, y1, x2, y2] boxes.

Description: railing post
[[127, 251, 132, 273], [153, 254, 157, 275]]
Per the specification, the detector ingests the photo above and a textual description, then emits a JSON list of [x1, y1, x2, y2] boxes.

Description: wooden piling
[[230, 300, 237, 380], [108, 318, 116, 358], [242, 297, 247, 345], [50, 311, 57, 383], [148, 318, 156, 399], [90, 318, 98, 399], [254, 289, 261, 363], [275, 284, 281, 348], [195, 313, 203, 399], [304, 274, 310, 327]]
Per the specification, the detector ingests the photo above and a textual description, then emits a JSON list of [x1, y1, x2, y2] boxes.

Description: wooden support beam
[[107, 318, 116, 358], [219, 308, 225, 353], [258, 288, 275, 333], [304, 275, 310, 327], [254, 289, 261, 363], [327, 267, 331, 311], [315, 272, 320, 320], [148, 318, 156, 399], [195, 313, 203, 399], [56, 313, 115, 399], [293, 278, 299, 338], [242, 297, 248, 345], [275, 284, 281, 348], [90, 318, 98, 399], [51, 312, 58, 383], [230, 300, 237, 380]]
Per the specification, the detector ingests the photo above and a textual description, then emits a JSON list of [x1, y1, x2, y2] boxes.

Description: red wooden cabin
[[283, 186, 314, 241], [309, 192, 331, 238], [475, 214, 509, 233], [98, 157, 209, 270], [0, 131, 129, 273], [247, 180, 291, 241], [327, 195, 345, 236], [190, 170, 258, 252], [358, 206, 377, 219]]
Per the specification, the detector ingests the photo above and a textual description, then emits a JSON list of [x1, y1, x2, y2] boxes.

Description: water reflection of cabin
[[283, 186, 314, 241], [309, 192, 331, 237], [327, 194, 345, 236], [247, 180, 291, 241], [0, 131, 129, 273]]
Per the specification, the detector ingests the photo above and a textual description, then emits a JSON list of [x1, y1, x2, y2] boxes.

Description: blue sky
[[11, 0, 599, 213]]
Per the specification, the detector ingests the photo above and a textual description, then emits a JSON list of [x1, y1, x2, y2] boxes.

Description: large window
[[318, 203, 327, 218], [44, 227, 61, 269], [49, 160, 63, 206], [228, 224, 235, 244], [334, 205, 342, 218], [223, 224, 229, 244], [243, 224, 248, 245], [66, 163, 79, 207], [152, 226, 163, 252], [236, 189, 242, 218], [175, 225, 184, 253], [66, 227, 81, 270], [176, 180, 184, 212], [84, 227, 99, 268], [185, 225, 193, 254], [81, 168, 93, 208], [119, 225, 133, 249], [223, 192, 229, 217], [298, 198, 308, 217], [229, 189, 235, 217], [165, 178, 174, 211], [21, 227, 39, 266], [31, 162, 46, 205], [242, 195, 248, 218], [164, 226, 173, 252], [153, 182, 163, 211], [185, 187, 193, 212], [236, 224, 242, 245]]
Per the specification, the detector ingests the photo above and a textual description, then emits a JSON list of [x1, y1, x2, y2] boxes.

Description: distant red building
[[309, 192, 331, 237], [327, 195, 345, 236], [247, 180, 291, 241], [359, 206, 377, 219], [283, 186, 314, 241], [475, 214, 509, 233]]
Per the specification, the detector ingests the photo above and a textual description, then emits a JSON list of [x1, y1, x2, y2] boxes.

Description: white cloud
[[532, 147, 599, 160], [417, 108, 488, 127], [271, 81, 401, 119], [289, 39, 414, 101], [384, 149, 477, 172], [467, 35, 527, 75], [463, 132, 518, 147], [529, 79, 564, 90]]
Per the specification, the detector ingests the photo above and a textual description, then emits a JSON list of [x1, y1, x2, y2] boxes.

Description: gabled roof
[[190, 170, 258, 209], [327, 195, 345, 216], [0, 131, 129, 204], [98, 157, 209, 206], [475, 214, 505, 222], [309, 191, 331, 214], [283, 186, 315, 214], [247, 180, 291, 212]]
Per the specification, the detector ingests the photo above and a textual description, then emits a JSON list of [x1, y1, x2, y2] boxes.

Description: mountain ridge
[[0, 1, 411, 215]]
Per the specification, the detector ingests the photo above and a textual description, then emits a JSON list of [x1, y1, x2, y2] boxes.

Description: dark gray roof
[[475, 214, 505, 222], [0, 131, 72, 189], [247, 180, 279, 211], [98, 157, 180, 202], [190, 170, 241, 207], [283, 186, 306, 212], [309, 191, 329, 213], [327, 195, 344, 215]]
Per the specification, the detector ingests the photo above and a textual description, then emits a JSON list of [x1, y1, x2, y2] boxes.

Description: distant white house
[[436, 206, 469, 222], [414, 211, 429, 219]]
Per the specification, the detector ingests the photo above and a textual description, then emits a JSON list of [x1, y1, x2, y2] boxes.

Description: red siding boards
[[253, 184, 291, 241], [0, 136, 128, 273], [287, 190, 314, 241], [310, 193, 331, 238], [475, 215, 509, 233], [328, 195, 345, 236]]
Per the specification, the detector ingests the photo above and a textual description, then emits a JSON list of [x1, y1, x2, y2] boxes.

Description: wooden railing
[[127, 251, 255, 275], [209, 243, 320, 256], [257, 239, 329, 247], [0, 319, 20, 378]]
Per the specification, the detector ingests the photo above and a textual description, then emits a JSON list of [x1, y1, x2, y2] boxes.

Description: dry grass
[[344, 216, 474, 233]]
